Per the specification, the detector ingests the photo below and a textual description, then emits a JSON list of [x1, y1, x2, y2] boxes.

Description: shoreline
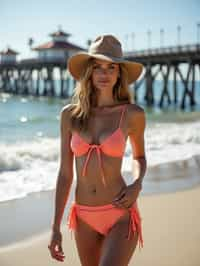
[[1, 152, 200, 203], [0, 184, 200, 266]]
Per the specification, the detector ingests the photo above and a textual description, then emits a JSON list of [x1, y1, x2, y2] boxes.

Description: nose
[[99, 68, 109, 75]]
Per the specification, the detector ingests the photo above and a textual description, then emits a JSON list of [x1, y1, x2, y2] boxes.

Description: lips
[[98, 80, 110, 83]]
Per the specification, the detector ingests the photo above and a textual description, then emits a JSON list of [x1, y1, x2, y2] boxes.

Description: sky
[[0, 0, 199, 59]]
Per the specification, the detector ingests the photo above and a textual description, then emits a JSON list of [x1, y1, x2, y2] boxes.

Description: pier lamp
[[160, 28, 164, 48], [86, 39, 92, 47], [131, 32, 135, 51], [197, 22, 200, 44], [147, 30, 151, 50], [124, 34, 129, 51], [177, 25, 181, 46]]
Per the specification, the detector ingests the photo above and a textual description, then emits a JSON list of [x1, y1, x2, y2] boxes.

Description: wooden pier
[[0, 44, 200, 109], [125, 44, 200, 109]]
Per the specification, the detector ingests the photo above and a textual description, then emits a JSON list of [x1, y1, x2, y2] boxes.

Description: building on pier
[[0, 47, 19, 64], [0, 27, 85, 98], [32, 27, 83, 62]]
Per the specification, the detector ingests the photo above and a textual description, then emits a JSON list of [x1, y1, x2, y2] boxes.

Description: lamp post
[[177, 25, 181, 46], [197, 22, 200, 44], [86, 39, 92, 47], [147, 30, 151, 50], [28, 38, 34, 50], [124, 34, 129, 51], [131, 32, 135, 51], [160, 28, 164, 48]]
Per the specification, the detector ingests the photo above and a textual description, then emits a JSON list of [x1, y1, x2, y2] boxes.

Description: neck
[[96, 99, 117, 108], [91, 103, 126, 114]]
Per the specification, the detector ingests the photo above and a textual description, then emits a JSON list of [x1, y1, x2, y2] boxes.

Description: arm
[[128, 105, 147, 189], [51, 104, 74, 232]]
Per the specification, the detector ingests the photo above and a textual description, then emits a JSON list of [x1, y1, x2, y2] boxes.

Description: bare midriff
[[74, 146, 128, 206], [72, 104, 130, 206]]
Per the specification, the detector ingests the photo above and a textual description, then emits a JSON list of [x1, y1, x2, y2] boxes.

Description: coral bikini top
[[70, 104, 128, 186]]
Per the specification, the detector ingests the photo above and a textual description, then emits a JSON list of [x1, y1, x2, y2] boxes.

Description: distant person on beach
[[48, 34, 147, 265]]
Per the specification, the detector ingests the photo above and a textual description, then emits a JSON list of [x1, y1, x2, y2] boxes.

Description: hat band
[[89, 49, 122, 59], [88, 52, 124, 61]]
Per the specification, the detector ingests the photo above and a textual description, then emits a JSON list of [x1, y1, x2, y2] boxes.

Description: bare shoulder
[[126, 103, 145, 119], [60, 103, 75, 115], [126, 103, 146, 133], [60, 103, 75, 131]]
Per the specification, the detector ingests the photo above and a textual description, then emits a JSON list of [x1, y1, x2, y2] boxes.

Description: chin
[[97, 83, 112, 89]]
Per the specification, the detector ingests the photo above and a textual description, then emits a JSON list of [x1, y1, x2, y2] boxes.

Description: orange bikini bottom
[[67, 201, 144, 250]]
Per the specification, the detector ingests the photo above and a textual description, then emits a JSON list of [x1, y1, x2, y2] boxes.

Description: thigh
[[74, 215, 104, 266], [99, 211, 139, 266]]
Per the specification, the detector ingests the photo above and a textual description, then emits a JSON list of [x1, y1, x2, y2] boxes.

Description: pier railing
[[124, 43, 200, 57]]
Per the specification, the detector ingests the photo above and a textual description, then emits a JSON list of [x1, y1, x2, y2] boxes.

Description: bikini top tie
[[70, 104, 128, 186]]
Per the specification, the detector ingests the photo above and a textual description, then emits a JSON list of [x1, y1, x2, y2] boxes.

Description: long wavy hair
[[69, 58, 134, 132]]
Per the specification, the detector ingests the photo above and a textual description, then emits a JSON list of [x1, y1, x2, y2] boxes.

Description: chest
[[77, 113, 127, 145]]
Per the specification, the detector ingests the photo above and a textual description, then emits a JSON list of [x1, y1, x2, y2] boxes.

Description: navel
[[89, 184, 97, 194]]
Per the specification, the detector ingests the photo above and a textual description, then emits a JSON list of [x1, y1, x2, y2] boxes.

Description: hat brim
[[67, 52, 144, 84]]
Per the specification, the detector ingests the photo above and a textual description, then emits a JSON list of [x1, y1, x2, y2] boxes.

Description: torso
[[70, 103, 130, 206]]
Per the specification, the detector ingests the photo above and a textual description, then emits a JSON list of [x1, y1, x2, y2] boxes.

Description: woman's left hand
[[112, 179, 142, 209]]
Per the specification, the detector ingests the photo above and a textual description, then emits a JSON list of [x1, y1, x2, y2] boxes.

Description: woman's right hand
[[48, 229, 65, 262]]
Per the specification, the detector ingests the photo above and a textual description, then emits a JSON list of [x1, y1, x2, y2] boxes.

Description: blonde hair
[[69, 58, 134, 132]]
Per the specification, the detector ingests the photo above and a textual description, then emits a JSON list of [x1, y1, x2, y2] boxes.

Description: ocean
[[0, 80, 200, 203]]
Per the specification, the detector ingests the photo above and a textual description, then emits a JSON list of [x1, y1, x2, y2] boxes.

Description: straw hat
[[67, 34, 144, 84]]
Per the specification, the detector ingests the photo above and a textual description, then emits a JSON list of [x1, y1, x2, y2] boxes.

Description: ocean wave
[[0, 138, 59, 172], [0, 151, 200, 203], [146, 121, 200, 148], [0, 120, 200, 202], [1, 121, 200, 172]]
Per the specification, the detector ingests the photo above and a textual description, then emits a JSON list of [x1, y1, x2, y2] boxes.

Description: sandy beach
[[0, 184, 200, 266]]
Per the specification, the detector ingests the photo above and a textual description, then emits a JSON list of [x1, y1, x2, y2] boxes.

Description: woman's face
[[91, 59, 120, 92]]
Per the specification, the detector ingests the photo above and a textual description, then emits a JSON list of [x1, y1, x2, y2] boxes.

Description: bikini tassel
[[67, 203, 77, 240], [127, 205, 144, 250]]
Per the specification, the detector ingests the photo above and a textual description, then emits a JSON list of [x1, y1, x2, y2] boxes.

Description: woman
[[48, 34, 147, 266]]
